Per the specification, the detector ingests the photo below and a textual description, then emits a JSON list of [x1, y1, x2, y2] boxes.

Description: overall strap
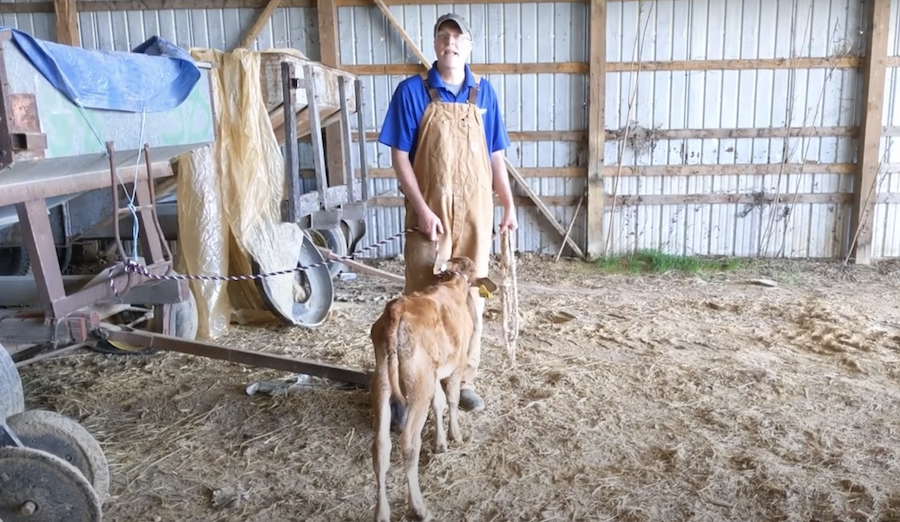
[[467, 72, 481, 105], [420, 73, 441, 103]]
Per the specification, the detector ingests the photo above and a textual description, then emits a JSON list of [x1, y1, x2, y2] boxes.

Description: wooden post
[[585, 0, 606, 259], [53, 0, 79, 46], [849, 0, 890, 265], [317, 0, 347, 190]]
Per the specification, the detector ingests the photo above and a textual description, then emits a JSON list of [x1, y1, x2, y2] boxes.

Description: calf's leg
[[370, 371, 393, 522], [444, 371, 464, 443], [431, 377, 448, 454], [401, 387, 434, 521]]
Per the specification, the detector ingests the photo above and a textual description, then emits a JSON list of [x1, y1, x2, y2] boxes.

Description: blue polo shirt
[[378, 62, 510, 164]]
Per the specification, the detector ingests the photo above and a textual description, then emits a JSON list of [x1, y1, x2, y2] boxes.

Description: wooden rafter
[[238, 0, 282, 49], [370, 0, 585, 259], [848, 0, 890, 265]]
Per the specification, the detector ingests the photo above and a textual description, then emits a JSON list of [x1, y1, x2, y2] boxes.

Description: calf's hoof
[[409, 507, 433, 522], [433, 440, 448, 454], [459, 389, 485, 413]]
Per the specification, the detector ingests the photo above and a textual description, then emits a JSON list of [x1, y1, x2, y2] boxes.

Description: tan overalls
[[403, 72, 494, 391]]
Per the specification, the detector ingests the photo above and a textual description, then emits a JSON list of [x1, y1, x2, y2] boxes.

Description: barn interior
[[1, 0, 899, 521]]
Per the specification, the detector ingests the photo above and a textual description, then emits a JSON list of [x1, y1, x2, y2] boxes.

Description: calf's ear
[[475, 277, 498, 293]]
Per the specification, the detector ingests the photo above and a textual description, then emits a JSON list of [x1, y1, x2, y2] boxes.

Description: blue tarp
[[2, 28, 201, 113]]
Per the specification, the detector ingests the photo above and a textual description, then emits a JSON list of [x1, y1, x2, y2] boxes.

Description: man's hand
[[499, 207, 518, 234], [416, 206, 444, 242]]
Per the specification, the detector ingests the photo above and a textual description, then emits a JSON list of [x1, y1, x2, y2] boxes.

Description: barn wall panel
[[603, 0, 865, 258]]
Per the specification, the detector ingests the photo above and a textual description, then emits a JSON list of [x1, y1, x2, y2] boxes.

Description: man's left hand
[[499, 209, 518, 234]]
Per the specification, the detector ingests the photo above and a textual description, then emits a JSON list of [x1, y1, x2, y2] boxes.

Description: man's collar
[[427, 62, 477, 90]]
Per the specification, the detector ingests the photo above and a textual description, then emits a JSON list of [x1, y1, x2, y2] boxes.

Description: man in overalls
[[378, 13, 518, 418]]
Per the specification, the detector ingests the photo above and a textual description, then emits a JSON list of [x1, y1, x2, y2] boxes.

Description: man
[[378, 13, 517, 415]]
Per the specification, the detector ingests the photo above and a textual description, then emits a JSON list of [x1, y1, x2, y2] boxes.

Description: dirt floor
[[15, 253, 900, 522]]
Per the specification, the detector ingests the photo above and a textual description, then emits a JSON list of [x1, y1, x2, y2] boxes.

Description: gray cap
[[434, 13, 472, 39]]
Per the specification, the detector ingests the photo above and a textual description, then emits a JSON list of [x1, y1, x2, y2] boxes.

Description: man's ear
[[476, 277, 498, 293]]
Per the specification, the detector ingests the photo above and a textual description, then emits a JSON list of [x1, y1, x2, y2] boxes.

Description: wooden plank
[[355, 163, 857, 179], [355, 126, 868, 143], [849, 0, 890, 265], [53, 0, 79, 46], [586, 0, 605, 258], [340, 57, 882, 77], [344, 63, 587, 75], [238, 0, 282, 49], [338, 0, 584, 5], [368, 192, 864, 208], [0, 0, 314, 12], [369, 0, 585, 259], [356, 127, 861, 143], [353, 130, 586, 142], [606, 57, 862, 71], [317, 0, 345, 188]]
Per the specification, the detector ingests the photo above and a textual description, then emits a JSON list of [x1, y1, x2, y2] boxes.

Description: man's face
[[434, 22, 472, 69]]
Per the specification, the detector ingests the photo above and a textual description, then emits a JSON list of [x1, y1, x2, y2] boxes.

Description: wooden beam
[[353, 163, 859, 180], [848, 0, 890, 265], [586, 0, 606, 258], [238, 0, 282, 48], [53, 0, 79, 46], [341, 57, 875, 77], [317, 0, 345, 189], [370, 0, 585, 259]]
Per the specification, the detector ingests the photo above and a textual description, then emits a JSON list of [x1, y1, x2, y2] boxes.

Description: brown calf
[[369, 256, 497, 522]]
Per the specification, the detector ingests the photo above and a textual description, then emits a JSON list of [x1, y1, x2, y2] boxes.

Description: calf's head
[[435, 256, 498, 295]]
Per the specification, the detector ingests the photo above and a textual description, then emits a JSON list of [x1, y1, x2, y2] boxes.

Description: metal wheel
[[6, 409, 110, 506], [0, 343, 25, 421], [0, 445, 103, 522], [309, 227, 348, 278], [252, 231, 334, 328]]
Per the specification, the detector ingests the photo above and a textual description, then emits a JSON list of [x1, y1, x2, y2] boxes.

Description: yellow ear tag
[[478, 284, 493, 299]]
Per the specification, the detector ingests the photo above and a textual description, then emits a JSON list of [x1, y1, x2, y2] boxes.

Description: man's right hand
[[416, 207, 443, 242]]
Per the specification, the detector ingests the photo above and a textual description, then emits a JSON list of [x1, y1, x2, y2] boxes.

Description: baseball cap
[[434, 13, 472, 39]]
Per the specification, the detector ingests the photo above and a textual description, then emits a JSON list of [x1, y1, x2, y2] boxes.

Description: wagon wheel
[[0, 343, 25, 421], [0, 246, 30, 276], [252, 231, 334, 328], [308, 227, 348, 278], [0, 445, 103, 522], [5, 409, 110, 506]]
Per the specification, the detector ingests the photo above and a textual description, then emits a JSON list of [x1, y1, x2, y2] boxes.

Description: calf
[[369, 256, 497, 522]]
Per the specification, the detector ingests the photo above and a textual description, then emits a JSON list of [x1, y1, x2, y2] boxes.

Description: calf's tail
[[384, 304, 406, 409]]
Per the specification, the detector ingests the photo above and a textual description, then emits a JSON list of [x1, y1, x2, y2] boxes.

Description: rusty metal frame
[[101, 326, 371, 388]]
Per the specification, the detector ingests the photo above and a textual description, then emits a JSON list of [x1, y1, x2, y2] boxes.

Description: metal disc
[[341, 218, 367, 255], [6, 409, 110, 506], [252, 231, 334, 328], [0, 343, 25, 421], [309, 227, 348, 278], [0, 445, 102, 522]]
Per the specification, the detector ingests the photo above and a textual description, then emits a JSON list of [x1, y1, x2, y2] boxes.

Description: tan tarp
[[173, 48, 309, 339]]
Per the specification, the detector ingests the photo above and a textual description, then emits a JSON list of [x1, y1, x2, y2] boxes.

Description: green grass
[[594, 249, 744, 274]]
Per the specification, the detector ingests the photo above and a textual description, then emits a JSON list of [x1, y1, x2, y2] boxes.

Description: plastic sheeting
[[174, 47, 309, 339]]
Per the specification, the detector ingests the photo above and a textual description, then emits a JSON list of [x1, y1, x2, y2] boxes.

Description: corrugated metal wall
[[605, 0, 863, 259], [876, 0, 900, 258], [1, 0, 897, 259]]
